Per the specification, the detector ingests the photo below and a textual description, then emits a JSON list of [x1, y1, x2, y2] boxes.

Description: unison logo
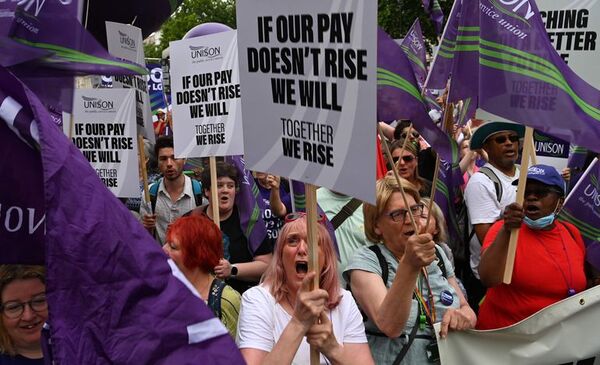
[[491, 0, 535, 23], [118, 31, 136, 49], [82, 96, 114, 111], [17, 0, 72, 17], [189, 45, 221, 59]]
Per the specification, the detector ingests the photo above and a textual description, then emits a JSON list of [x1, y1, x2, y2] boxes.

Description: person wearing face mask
[[477, 164, 587, 330]]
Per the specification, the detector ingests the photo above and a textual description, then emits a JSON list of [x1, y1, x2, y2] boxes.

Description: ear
[[204, 189, 210, 199]]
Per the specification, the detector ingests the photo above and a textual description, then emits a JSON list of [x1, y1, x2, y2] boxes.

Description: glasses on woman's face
[[1, 294, 47, 319], [492, 134, 520, 144], [401, 131, 420, 139], [392, 155, 416, 164], [284, 212, 327, 225], [385, 204, 424, 223]]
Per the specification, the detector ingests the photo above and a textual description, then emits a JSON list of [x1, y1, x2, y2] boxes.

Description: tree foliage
[[144, 0, 236, 59], [145, 0, 453, 59]]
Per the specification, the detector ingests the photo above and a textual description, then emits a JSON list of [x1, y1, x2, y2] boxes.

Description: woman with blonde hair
[[0, 265, 47, 364], [344, 176, 475, 364], [237, 214, 374, 365]]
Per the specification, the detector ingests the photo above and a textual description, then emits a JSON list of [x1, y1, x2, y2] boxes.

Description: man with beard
[[185, 162, 273, 294], [140, 136, 203, 244], [463, 122, 525, 312]]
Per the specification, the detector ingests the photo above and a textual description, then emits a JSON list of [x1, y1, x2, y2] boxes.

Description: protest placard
[[105, 21, 155, 143], [533, 129, 569, 171], [237, 0, 377, 204], [538, 0, 600, 88], [72, 89, 139, 197], [169, 30, 244, 158]]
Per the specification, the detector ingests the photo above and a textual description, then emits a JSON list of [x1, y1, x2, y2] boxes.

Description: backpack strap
[[331, 198, 362, 230], [559, 220, 577, 241], [478, 166, 503, 203], [191, 179, 203, 207], [149, 178, 162, 214], [434, 245, 448, 278], [392, 303, 421, 365], [207, 279, 227, 319], [368, 245, 389, 284]]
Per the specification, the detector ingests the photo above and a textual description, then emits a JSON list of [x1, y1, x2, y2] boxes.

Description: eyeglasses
[[401, 131, 420, 139], [385, 204, 424, 223], [492, 134, 520, 144], [392, 155, 416, 164], [524, 187, 562, 198], [1, 294, 47, 319], [284, 212, 327, 225]]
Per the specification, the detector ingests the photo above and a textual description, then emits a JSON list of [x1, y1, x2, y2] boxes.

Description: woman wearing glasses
[[477, 165, 587, 330], [344, 176, 475, 364], [237, 214, 374, 365], [389, 139, 433, 198], [0, 265, 46, 364]]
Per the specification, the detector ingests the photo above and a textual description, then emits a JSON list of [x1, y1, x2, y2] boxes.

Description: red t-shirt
[[476, 220, 587, 330]]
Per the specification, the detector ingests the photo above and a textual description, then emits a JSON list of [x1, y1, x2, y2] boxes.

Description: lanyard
[[414, 267, 436, 329]]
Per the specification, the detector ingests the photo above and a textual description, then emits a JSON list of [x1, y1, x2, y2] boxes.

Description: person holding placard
[[477, 164, 587, 330], [344, 176, 475, 365], [237, 214, 374, 365], [186, 162, 273, 295], [253, 171, 291, 241], [140, 136, 204, 245]]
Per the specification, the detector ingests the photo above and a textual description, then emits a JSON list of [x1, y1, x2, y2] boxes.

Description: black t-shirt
[[219, 207, 273, 294], [0, 354, 44, 365]]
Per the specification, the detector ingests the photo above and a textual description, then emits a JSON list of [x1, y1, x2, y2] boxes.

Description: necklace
[[534, 224, 576, 297]]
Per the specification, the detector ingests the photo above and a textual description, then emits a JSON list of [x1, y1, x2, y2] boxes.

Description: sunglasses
[[392, 155, 416, 164], [524, 187, 562, 198], [492, 134, 520, 144], [401, 131, 420, 139], [284, 212, 327, 225]]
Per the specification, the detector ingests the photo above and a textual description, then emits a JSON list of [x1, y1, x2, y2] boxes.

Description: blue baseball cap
[[512, 164, 566, 195]]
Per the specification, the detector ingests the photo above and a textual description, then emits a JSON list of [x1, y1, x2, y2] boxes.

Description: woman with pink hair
[[237, 215, 374, 365]]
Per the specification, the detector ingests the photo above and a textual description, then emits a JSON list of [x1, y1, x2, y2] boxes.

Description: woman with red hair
[[237, 215, 374, 365], [164, 214, 240, 338]]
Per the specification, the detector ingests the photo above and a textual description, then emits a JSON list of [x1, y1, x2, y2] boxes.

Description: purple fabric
[[425, 0, 461, 90], [401, 19, 427, 89], [450, 0, 600, 153], [378, 27, 454, 163], [559, 159, 600, 271], [567, 145, 589, 189], [184, 23, 233, 39], [422, 0, 445, 35], [225, 155, 269, 254], [0, 66, 244, 364]]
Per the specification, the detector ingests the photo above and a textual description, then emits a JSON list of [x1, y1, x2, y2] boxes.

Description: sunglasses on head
[[392, 155, 416, 164], [284, 212, 327, 225], [401, 131, 420, 139], [492, 134, 520, 144]]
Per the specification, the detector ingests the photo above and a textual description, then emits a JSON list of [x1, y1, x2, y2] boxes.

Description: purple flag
[[559, 158, 600, 271], [450, 0, 600, 153], [0, 66, 244, 364], [401, 19, 428, 89], [433, 149, 464, 249], [225, 155, 270, 254], [567, 145, 589, 189], [425, 0, 462, 90], [422, 0, 445, 35], [378, 27, 455, 163]]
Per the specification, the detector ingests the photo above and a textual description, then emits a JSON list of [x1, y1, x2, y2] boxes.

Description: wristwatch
[[230, 265, 238, 278]]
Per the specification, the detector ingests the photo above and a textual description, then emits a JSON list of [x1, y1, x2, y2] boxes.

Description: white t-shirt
[[237, 285, 367, 365], [464, 163, 519, 278]]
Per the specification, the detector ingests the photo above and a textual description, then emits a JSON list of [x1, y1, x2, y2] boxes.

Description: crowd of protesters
[[3, 115, 600, 365]]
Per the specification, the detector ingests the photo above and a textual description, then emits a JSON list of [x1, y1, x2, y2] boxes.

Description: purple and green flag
[[567, 145, 589, 189], [559, 158, 600, 271], [422, 0, 445, 35], [401, 19, 428, 89], [434, 152, 465, 249], [225, 155, 270, 254], [0, 66, 244, 364], [449, 0, 600, 153], [378, 27, 455, 163]]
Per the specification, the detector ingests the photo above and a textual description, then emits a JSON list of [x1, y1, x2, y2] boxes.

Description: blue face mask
[[523, 213, 556, 230]]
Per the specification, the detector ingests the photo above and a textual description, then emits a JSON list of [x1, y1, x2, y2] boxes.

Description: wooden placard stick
[[137, 135, 151, 209], [304, 182, 321, 365], [209, 156, 220, 228], [503, 126, 534, 284]]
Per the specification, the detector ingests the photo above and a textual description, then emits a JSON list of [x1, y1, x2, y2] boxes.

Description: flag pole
[[305, 182, 321, 365], [503, 126, 534, 284], [137, 135, 151, 209], [210, 156, 220, 228]]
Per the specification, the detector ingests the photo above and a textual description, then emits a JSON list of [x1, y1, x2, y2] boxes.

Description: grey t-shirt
[[344, 243, 459, 365]]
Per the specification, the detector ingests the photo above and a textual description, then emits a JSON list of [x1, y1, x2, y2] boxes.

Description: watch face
[[231, 266, 238, 276]]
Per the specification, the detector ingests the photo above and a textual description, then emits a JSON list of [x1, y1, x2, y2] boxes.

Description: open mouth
[[295, 261, 308, 274], [403, 229, 416, 238], [20, 321, 41, 330], [525, 204, 540, 215]]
